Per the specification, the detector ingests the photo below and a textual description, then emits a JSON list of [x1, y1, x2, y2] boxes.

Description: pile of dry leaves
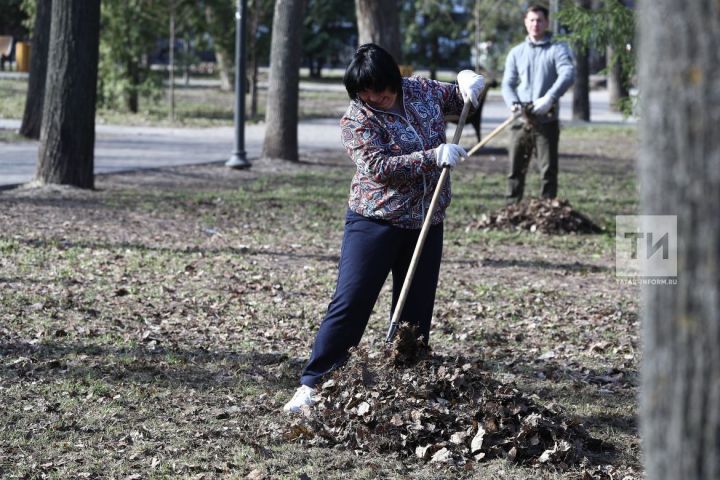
[[471, 198, 603, 234], [276, 325, 609, 469]]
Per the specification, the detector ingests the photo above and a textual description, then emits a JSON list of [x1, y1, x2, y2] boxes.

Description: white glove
[[532, 94, 554, 115], [457, 70, 485, 108], [435, 143, 468, 169]]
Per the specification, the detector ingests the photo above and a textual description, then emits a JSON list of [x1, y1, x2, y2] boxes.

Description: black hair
[[343, 43, 402, 101], [526, 4, 549, 19]]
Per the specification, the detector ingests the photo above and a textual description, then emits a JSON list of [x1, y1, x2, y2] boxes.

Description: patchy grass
[[1, 76, 349, 127], [0, 125, 641, 479], [95, 87, 349, 127], [0, 79, 28, 119], [0, 129, 26, 143]]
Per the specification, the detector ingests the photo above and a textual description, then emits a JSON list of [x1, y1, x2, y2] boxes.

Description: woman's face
[[358, 88, 397, 111]]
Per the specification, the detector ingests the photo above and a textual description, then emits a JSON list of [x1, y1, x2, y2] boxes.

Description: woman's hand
[[457, 70, 486, 108], [435, 144, 468, 169]]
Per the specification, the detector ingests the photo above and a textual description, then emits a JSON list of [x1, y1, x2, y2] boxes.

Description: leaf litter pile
[[273, 324, 610, 469], [471, 198, 603, 234]]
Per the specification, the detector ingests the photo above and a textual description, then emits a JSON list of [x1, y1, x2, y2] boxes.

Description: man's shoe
[[282, 385, 316, 413]]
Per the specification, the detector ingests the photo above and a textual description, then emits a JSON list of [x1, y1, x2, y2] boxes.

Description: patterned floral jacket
[[341, 76, 465, 229]]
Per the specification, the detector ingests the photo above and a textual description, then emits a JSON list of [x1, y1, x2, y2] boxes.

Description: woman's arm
[[341, 116, 437, 184]]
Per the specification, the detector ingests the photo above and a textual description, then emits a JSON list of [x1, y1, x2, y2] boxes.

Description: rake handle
[[466, 110, 523, 156], [385, 108, 521, 343], [385, 101, 471, 343]]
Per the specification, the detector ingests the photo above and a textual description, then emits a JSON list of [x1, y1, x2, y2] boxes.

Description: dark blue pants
[[300, 209, 443, 387], [506, 120, 560, 203]]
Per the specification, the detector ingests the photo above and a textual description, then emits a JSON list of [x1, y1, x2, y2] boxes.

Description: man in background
[[502, 4, 575, 204]]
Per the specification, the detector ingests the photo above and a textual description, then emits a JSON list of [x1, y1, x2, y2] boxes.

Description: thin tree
[[261, 0, 307, 161], [558, 0, 634, 115], [638, 0, 720, 479], [607, 0, 631, 111], [36, 0, 101, 188], [354, 0, 400, 60], [204, 1, 235, 92], [248, 0, 262, 117], [19, 0, 52, 139], [571, 0, 591, 121], [607, 44, 628, 111], [168, 0, 176, 122]]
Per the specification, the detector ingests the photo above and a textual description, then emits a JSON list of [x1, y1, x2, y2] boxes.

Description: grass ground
[[0, 123, 641, 479], [0, 129, 25, 143]]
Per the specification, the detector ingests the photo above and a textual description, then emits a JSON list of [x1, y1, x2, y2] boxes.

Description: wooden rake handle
[[466, 110, 523, 156], [385, 101, 471, 343], [384, 107, 521, 343]]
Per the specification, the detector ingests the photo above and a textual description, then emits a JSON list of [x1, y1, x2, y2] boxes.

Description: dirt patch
[[471, 198, 603, 234]]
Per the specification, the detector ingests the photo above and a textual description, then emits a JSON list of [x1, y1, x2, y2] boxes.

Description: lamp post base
[[225, 153, 251, 169]]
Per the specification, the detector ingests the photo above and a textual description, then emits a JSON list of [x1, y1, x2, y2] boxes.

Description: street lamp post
[[226, 0, 251, 169]]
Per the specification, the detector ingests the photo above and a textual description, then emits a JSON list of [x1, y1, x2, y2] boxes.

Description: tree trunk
[[250, 59, 259, 118], [429, 34, 438, 80], [354, 0, 401, 61], [638, 1, 720, 479], [572, 48, 590, 120], [607, 45, 628, 111], [571, 0, 591, 121], [36, 0, 101, 189], [249, 0, 261, 118], [127, 58, 139, 113], [262, 0, 307, 161], [204, 4, 233, 92], [215, 49, 233, 92], [183, 36, 190, 86], [19, 0, 52, 139], [168, 1, 176, 122]]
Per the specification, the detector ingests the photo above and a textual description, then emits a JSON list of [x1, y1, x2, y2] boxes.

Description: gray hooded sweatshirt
[[502, 34, 575, 123]]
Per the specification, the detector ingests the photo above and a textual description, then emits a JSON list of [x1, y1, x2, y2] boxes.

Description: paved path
[[0, 90, 634, 188]]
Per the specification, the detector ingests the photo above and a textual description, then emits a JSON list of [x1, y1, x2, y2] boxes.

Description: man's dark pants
[[506, 119, 560, 203], [300, 209, 443, 387]]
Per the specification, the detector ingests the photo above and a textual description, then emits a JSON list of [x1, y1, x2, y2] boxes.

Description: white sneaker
[[283, 385, 317, 413]]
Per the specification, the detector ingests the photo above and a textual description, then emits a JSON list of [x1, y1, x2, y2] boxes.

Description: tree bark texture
[[262, 0, 307, 161], [19, 0, 52, 139], [127, 58, 139, 113], [571, 0, 591, 121], [638, 1, 720, 479], [354, 0, 401, 61], [572, 47, 590, 120], [607, 45, 628, 111], [36, 0, 101, 188]]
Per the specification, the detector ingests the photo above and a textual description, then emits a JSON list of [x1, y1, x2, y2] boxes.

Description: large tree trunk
[[571, 0, 591, 121], [19, 0, 52, 139], [36, 0, 101, 189], [638, 1, 720, 479], [354, 0, 401, 61], [607, 45, 628, 112], [261, 0, 307, 161]]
